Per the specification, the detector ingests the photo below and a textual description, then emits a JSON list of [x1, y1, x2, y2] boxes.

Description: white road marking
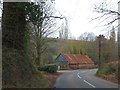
[[77, 72, 95, 88], [77, 73, 82, 79], [84, 80, 96, 88]]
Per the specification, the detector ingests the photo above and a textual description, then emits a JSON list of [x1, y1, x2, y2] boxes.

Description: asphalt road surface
[[54, 69, 119, 88]]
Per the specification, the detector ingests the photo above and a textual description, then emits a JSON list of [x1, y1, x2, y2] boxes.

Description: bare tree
[[93, 0, 119, 26], [93, 0, 120, 59], [27, 0, 63, 66], [59, 17, 69, 39]]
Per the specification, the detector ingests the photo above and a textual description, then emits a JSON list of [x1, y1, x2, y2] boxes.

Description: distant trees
[[78, 32, 97, 63], [59, 17, 69, 39], [59, 32, 97, 64], [78, 32, 96, 41], [60, 30, 118, 65]]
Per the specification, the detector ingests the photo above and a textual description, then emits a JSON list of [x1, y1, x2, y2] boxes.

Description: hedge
[[38, 64, 58, 73]]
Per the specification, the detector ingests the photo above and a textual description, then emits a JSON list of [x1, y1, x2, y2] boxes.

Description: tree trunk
[[2, 2, 26, 50]]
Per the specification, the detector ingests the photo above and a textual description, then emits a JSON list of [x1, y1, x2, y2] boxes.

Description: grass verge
[[42, 72, 63, 88]]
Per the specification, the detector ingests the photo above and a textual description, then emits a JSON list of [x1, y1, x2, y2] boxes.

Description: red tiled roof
[[62, 54, 94, 65]]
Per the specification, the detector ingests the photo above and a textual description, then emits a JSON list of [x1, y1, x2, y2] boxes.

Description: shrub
[[38, 64, 58, 73], [97, 69, 112, 75], [97, 61, 119, 75]]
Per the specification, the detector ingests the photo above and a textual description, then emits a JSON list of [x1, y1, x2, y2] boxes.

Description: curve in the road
[[54, 69, 118, 88]]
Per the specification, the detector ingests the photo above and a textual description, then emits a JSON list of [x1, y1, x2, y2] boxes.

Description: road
[[54, 69, 119, 88]]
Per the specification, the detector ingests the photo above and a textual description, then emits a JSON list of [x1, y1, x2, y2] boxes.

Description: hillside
[[46, 38, 98, 64]]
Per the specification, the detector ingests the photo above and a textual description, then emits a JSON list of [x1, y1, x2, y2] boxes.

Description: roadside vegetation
[[96, 61, 120, 84], [38, 64, 58, 73]]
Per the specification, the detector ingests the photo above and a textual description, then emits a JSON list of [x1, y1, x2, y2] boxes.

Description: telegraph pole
[[98, 34, 102, 70]]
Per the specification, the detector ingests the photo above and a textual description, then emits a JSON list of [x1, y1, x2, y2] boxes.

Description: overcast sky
[[54, 0, 119, 39], [0, 0, 119, 39]]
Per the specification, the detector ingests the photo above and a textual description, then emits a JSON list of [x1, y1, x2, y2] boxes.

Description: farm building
[[55, 53, 95, 70]]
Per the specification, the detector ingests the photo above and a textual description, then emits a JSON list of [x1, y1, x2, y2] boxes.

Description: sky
[[0, 0, 119, 39], [54, 0, 119, 39]]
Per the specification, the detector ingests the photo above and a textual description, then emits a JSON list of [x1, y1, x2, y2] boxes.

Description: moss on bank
[[2, 47, 49, 88]]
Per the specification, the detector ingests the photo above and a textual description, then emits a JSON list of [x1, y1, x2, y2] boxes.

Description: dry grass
[[43, 72, 63, 88], [96, 74, 118, 84]]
